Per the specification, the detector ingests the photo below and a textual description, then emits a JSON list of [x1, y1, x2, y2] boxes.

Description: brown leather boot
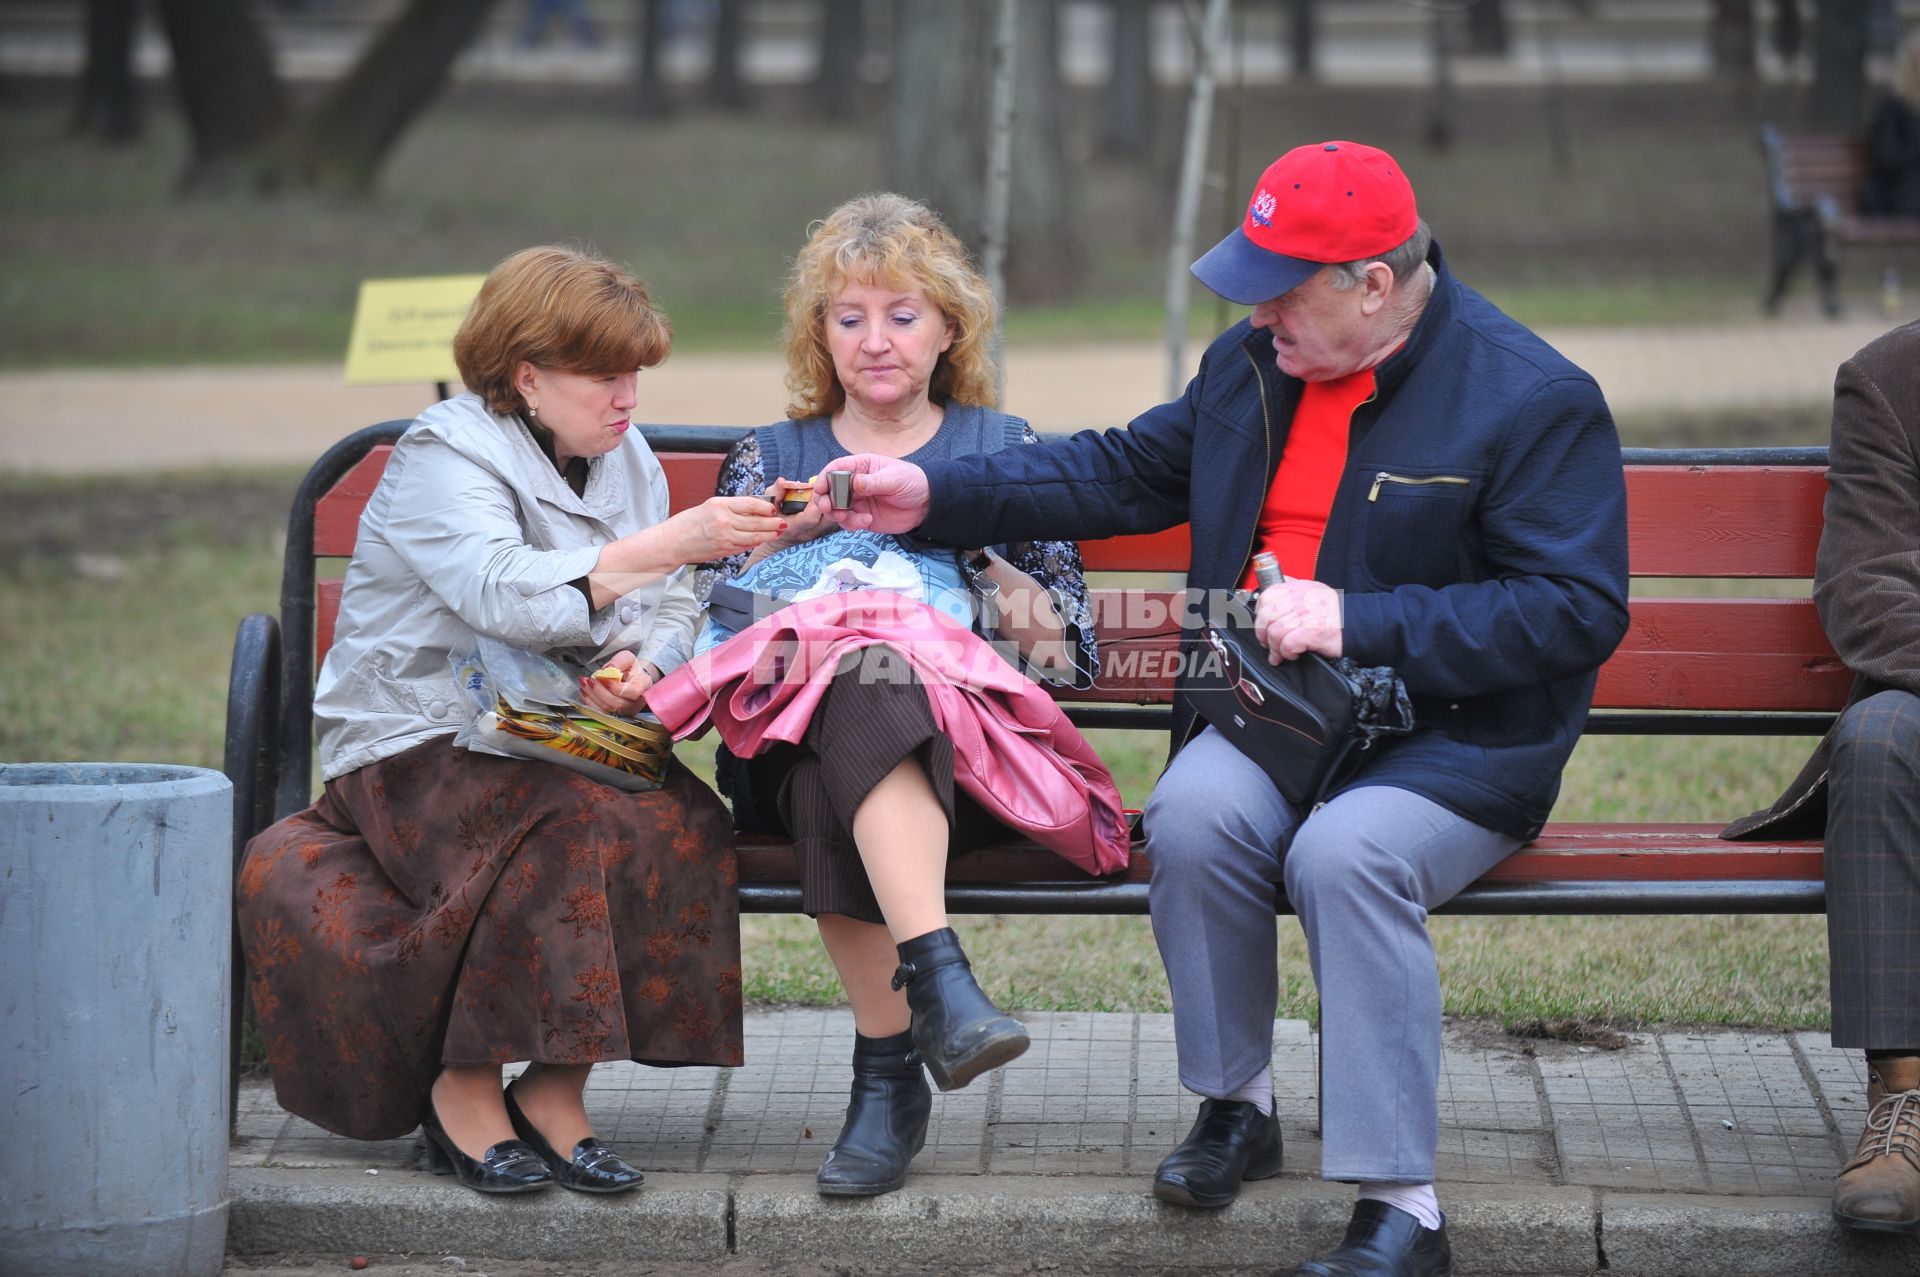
[[1832, 1055, 1920, 1234]]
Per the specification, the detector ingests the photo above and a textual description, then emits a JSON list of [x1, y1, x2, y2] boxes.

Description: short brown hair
[[783, 193, 998, 419], [453, 245, 672, 415]]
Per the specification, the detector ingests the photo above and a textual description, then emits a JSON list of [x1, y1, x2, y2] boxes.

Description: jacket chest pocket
[[1357, 469, 1478, 588]]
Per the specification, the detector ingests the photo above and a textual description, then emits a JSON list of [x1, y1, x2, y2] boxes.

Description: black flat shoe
[[817, 1029, 933, 1197], [503, 1082, 644, 1194], [892, 928, 1029, 1092], [1295, 1200, 1452, 1277], [1151, 1098, 1284, 1208], [418, 1097, 552, 1194]]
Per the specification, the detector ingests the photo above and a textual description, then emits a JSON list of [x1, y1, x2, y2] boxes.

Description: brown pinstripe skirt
[[747, 672, 1009, 924]]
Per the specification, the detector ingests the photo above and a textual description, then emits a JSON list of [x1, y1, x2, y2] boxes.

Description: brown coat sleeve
[[1722, 320, 1920, 840], [1815, 323, 1920, 693]]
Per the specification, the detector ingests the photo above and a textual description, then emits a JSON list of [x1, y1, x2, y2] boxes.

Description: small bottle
[[1882, 267, 1903, 319], [1251, 550, 1282, 590]]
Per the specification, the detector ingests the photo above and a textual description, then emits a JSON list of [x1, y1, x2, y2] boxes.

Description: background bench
[[221, 424, 1840, 1110], [1758, 123, 1920, 316]]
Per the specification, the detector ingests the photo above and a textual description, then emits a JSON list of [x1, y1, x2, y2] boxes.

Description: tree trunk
[[1288, 0, 1317, 81], [814, 0, 864, 120], [632, 0, 673, 118], [708, 0, 750, 110], [1768, 0, 1804, 64], [1464, 0, 1510, 57], [1809, 0, 1869, 129], [1097, 0, 1151, 160], [72, 0, 142, 143], [887, 0, 1084, 303], [1709, 0, 1757, 79], [261, 0, 500, 195], [1423, 6, 1455, 150], [153, 0, 287, 188]]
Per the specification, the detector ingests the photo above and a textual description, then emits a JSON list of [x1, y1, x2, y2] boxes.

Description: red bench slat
[[736, 824, 1822, 889], [314, 447, 395, 557], [321, 451, 1826, 581], [311, 453, 1841, 715], [317, 580, 341, 659], [1594, 597, 1845, 710], [1624, 466, 1823, 577], [1076, 592, 1845, 711]]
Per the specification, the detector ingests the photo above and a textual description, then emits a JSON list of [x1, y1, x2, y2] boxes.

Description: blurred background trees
[[23, 0, 1920, 350]]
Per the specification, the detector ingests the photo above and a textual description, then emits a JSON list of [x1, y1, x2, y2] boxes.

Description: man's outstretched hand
[[817, 454, 933, 533]]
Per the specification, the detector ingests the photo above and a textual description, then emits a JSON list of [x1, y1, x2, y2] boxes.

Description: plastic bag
[[449, 637, 670, 792], [790, 549, 926, 603]]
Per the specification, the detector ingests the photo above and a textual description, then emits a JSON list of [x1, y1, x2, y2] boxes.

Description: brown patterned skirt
[[237, 737, 743, 1141]]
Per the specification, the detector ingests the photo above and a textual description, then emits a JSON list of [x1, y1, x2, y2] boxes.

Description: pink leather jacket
[[647, 591, 1130, 877]]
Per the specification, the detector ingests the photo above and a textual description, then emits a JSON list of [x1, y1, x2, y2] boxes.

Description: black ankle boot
[[892, 927, 1029, 1091], [816, 1029, 933, 1197]]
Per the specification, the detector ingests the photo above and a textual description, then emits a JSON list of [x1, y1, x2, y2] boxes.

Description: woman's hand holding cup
[[761, 478, 836, 551], [661, 494, 786, 563]]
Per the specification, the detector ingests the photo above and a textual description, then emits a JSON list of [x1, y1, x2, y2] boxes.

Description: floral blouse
[[692, 425, 1099, 687]]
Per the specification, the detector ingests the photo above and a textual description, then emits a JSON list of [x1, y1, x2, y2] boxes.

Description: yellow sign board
[[343, 274, 485, 385]]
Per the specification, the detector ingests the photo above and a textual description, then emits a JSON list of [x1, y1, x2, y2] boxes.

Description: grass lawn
[[0, 453, 1829, 1034]]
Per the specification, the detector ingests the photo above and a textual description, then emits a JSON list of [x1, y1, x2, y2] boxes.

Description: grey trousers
[[1827, 689, 1920, 1050], [1143, 726, 1520, 1183]]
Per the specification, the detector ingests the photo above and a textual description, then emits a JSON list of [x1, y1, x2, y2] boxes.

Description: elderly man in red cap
[[822, 141, 1629, 1276]]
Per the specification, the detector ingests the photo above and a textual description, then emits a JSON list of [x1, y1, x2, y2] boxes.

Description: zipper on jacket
[[1367, 471, 1469, 502], [1236, 348, 1276, 587]]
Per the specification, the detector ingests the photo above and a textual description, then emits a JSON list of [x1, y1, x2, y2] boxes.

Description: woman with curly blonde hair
[[693, 193, 1103, 1198]]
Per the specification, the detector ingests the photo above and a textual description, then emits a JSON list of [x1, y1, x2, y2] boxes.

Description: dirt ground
[[0, 469, 300, 567]]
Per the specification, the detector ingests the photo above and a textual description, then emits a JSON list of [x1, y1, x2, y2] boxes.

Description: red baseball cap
[[1190, 141, 1419, 305]]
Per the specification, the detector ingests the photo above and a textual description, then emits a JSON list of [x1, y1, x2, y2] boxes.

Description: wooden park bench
[[1758, 123, 1920, 316], [221, 424, 1842, 1104]]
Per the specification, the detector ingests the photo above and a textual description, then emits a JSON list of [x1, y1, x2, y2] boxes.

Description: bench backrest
[[273, 423, 1840, 815], [1760, 124, 1868, 212]]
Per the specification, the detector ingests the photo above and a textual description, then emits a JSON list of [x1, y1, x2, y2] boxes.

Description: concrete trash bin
[[1, 763, 233, 1277]]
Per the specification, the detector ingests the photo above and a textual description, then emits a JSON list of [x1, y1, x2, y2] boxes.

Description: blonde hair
[[782, 193, 999, 419], [1898, 28, 1920, 109], [453, 245, 672, 415]]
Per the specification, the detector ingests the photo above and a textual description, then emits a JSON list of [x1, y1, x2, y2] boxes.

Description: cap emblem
[[1248, 189, 1277, 228]]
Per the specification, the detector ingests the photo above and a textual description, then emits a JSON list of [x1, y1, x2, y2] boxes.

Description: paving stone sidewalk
[[229, 1010, 1920, 1275]]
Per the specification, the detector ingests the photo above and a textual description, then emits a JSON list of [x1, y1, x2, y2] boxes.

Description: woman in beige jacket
[[238, 246, 783, 1197]]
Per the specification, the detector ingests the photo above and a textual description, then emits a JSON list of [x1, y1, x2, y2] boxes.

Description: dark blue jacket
[[917, 245, 1629, 839]]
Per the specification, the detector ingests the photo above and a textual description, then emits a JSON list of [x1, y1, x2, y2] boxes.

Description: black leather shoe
[[503, 1082, 644, 1194], [892, 928, 1029, 1091], [418, 1097, 552, 1194], [1295, 1200, 1452, 1276], [817, 1030, 933, 1197], [1150, 1098, 1284, 1208]]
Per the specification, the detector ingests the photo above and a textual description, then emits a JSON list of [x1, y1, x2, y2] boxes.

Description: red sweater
[[1242, 365, 1377, 587]]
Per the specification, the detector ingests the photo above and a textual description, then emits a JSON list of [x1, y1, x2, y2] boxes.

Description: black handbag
[[1185, 606, 1414, 809]]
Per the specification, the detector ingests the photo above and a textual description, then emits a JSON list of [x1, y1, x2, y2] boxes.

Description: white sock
[[1358, 1182, 1442, 1232], [1224, 1066, 1273, 1116]]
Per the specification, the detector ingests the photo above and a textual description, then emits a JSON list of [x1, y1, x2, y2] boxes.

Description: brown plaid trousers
[[1828, 689, 1920, 1049], [1725, 321, 1920, 1050]]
